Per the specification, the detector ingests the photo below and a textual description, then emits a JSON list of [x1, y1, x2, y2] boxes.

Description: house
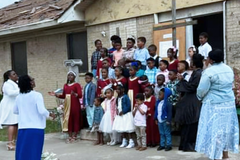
[[85, 0, 240, 65], [0, 0, 239, 109], [0, 0, 93, 108]]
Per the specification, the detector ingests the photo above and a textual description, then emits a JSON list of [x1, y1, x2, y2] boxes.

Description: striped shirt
[[91, 50, 101, 70]]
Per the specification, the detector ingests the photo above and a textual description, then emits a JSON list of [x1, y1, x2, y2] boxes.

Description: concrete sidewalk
[[0, 133, 239, 160]]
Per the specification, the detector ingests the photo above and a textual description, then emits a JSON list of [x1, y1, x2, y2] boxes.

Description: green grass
[[0, 120, 61, 141], [237, 108, 240, 115]]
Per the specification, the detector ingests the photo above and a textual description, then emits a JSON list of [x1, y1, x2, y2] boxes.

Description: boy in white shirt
[[133, 93, 148, 151], [198, 32, 212, 68], [198, 32, 212, 59]]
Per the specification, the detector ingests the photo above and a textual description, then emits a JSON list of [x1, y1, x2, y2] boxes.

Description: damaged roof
[[0, 0, 77, 30]]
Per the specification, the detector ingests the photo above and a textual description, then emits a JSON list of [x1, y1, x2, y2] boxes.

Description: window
[[67, 32, 88, 73], [11, 41, 28, 76]]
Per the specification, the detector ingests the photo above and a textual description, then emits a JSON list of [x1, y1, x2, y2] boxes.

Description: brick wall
[[87, 23, 110, 72], [109, 18, 137, 47], [27, 34, 68, 109], [86, 15, 154, 67], [136, 15, 154, 47], [0, 42, 12, 87], [0, 33, 86, 109], [226, 0, 240, 68]]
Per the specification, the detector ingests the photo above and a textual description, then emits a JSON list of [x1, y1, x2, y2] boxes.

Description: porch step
[[80, 129, 97, 141], [79, 129, 181, 146]]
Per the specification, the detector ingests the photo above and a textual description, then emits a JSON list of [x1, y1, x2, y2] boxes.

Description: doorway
[[67, 32, 88, 73], [11, 41, 28, 76], [193, 13, 223, 52]]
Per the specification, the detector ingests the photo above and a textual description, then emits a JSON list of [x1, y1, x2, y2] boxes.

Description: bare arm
[[138, 106, 146, 115], [132, 106, 137, 117]]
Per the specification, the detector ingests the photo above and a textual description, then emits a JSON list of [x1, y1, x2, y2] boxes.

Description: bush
[[0, 94, 3, 102]]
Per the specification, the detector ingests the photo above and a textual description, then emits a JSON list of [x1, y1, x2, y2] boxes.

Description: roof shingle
[[0, 0, 76, 30]]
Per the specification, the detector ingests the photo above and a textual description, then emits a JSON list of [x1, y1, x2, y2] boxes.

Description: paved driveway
[[0, 133, 239, 160]]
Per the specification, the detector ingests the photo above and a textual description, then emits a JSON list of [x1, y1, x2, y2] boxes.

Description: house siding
[[136, 15, 154, 47], [226, 0, 240, 68], [87, 15, 154, 64], [87, 23, 110, 72], [85, 0, 224, 26], [0, 42, 12, 80], [0, 33, 86, 109]]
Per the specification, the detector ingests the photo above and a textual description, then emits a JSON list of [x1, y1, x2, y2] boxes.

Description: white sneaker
[[110, 141, 117, 146], [119, 138, 128, 148], [90, 127, 95, 133], [126, 139, 135, 149]]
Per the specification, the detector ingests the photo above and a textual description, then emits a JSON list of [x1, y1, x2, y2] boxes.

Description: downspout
[[223, 1, 227, 63], [154, 13, 158, 24]]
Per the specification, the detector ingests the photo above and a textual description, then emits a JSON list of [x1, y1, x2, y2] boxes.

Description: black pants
[[179, 122, 198, 151]]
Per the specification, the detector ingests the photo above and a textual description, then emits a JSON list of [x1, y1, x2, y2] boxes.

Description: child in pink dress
[[99, 86, 116, 145], [113, 39, 124, 67]]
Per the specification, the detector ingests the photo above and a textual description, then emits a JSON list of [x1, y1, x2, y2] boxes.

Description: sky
[[0, 0, 20, 9]]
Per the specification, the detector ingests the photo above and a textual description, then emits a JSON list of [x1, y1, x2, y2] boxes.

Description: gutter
[[223, 0, 226, 63], [0, 19, 57, 37]]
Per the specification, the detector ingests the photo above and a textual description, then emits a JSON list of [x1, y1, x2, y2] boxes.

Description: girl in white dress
[[112, 84, 135, 148], [186, 45, 197, 66], [0, 70, 19, 150], [99, 85, 116, 145]]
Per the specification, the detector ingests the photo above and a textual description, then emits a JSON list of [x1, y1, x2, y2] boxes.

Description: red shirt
[[96, 57, 112, 78], [168, 59, 179, 71]]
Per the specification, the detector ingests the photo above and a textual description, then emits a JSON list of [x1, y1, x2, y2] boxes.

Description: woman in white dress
[[0, 70, 19, 150]]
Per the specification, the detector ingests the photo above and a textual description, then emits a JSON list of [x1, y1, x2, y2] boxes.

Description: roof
[[0, 0, 77, 30]]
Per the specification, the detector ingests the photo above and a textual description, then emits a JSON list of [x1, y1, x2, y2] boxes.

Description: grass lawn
[[0, 120, 61, 141]]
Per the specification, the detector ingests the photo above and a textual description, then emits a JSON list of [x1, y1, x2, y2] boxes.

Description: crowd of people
[[0, 32, 239, 160]]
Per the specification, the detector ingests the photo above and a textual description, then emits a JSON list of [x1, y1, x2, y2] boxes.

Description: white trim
[[185, 18, 194, 59], [57, 0, 85, 24], [154, 13, 158, 24], [0, 20, 57, 36], [158, 2, 223, 23]]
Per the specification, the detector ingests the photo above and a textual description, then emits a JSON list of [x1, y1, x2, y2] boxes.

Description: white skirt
[[99, 110, 112, 133], [0, 97, 18, 129], [195, 100, 239, 160], [112, 112, 135, 133]]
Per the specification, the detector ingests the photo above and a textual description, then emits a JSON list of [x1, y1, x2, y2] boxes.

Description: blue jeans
[[92, 69, 97, 78], [158, 121, 172, 147], [86, 105, 95, 128]]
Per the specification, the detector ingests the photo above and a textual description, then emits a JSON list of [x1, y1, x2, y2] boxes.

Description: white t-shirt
[[134, 103, 147, 127], [157, 101, 164, 123], [14, 91, 50, 129], [181, 71, 190, 82], [198, 42, 212, 60]]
